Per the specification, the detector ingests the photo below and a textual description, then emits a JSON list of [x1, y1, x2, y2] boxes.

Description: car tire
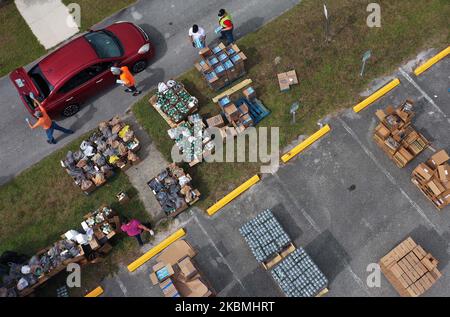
[[132, 60, 148, 73], [62, 104, 80, 117]]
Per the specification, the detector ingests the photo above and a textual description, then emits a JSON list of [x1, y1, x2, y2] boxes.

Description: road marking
[[273, 174, 321, 233], [193, 215, 246, 292], [337, 117, 442, 234], [398, 68, 449, 121], [346, 266, 371, 296], [116, 276, 128, 296]]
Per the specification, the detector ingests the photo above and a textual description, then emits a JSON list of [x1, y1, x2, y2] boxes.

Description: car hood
[[105, 22, 147, 57]]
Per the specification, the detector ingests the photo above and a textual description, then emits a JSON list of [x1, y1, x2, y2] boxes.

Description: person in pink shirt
[[121, 218, 154, 246]]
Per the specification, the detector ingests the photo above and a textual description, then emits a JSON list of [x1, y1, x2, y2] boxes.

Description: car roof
[[37, 35, 99, 86]]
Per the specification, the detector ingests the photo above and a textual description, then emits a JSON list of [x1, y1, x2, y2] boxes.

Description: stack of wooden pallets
[[379, 237, 441, 297]]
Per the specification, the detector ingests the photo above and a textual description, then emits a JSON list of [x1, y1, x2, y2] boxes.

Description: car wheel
[[132, 60, 148, 73], [62, 104, 80, 117]]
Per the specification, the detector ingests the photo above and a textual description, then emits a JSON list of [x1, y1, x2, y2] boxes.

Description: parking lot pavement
[[158, 59, 449, 297], [117, 57, 449, 297]]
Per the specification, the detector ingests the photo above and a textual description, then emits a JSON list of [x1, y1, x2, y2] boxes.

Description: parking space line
[[399, 67, 449, 121], [345, 266, 371, 296], [337, 117, 442, 234], [193, 215, 246, 293], [272, 174, 321, 233], [115, 276, 128, 297]]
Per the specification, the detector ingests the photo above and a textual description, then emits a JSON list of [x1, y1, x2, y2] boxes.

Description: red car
[[10, 21, 154, 117]]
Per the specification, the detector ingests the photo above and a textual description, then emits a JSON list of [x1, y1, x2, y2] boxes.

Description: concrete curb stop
[[353, 78, 401, 113], [127, 228, 186, 272], [206, 175, 261, 216], [414, 46, 450, 76], [281, 124, 331, 163], [84, 286, 104, 297]]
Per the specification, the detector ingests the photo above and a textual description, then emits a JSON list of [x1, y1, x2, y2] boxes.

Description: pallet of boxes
[[149, 240, 214, 297], [149, 80, 199, 128], [147, 164, 201, 218], [167, 113, 215, 167], [373, 100, 429, 168], [411, 150, 450, 210], [194, 43, 247, 91], [61, 116, 141, 194], [210, 85, 270, 139], [240, 209, 328, 297], [379, 237, 442, 297]]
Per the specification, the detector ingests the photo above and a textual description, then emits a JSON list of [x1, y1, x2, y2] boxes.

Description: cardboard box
[[89, 237, 100, 250], [199, 47, 213, 59], [277, 72, 290, 92], [238, 104, 249, 115], [412, 163, 434, 182], [375, 109, 386, 122], [243, 87, 256, 100], [375, 123, 390, 140], [438, 189, 450, 204], [224, 103, 239, 122], [426, 178, 446, 197], [226, 43, 240, 56], [97, 242, 113, 255], [159, 278, 180, 297], [150, 263, 175, 285], [239, 113, 254, 128], [206, 114, 225, 128], [178, 257, 197, 281], [437, 164, 450, 182], [428, 150, 450, 168], [286, 70, 299, 85], [211, 43, 226, 54]]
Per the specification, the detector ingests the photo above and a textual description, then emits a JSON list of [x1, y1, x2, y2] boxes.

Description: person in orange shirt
[[111, 66, 141, 96], [26, 97, 74, 144]]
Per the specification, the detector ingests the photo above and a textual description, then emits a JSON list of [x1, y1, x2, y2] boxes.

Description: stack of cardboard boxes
[[149, 80, 199, 127], [214, 91, 255, 136], [194, 43, 247, 91], [380, 237, 441, 297], [411, 150, 450, 210], [150, 240, 213, 297], [277, 70, 299, 92], [373, 100, 429, 168]]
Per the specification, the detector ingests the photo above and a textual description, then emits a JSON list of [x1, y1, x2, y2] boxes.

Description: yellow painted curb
[[281, 125, 331, 163], [85, 286, 104, 297], [414, 46, 450, 76], [207, 175, 260, 216], [353, 78, 400, 113], [127, 228, 186, 272]]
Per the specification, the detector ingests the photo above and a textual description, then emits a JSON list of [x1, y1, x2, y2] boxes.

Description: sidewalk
[[15, 0, 79, 49]]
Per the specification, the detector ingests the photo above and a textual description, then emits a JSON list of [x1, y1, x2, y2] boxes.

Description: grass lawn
[[62, 0, 136, 32], [0, 133, 151, 296], [133, 0, 450, 209], [0, 0, 46, 77]]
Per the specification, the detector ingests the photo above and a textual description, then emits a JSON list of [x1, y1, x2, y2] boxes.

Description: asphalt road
[[0, 0, 300, 185]]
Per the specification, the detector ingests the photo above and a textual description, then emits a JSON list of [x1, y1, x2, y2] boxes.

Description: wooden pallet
[[262, 243, 296, 270]]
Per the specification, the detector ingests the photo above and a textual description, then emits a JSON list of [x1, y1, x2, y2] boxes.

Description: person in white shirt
[[188, 24, 206, 48]]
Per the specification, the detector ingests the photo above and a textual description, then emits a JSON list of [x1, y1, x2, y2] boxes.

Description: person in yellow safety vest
[[218, 9, 234, 45]]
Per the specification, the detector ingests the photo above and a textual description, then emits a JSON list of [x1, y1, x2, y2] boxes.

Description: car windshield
[[84, 30, 123, 59], [29, 65, 53, 99]]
